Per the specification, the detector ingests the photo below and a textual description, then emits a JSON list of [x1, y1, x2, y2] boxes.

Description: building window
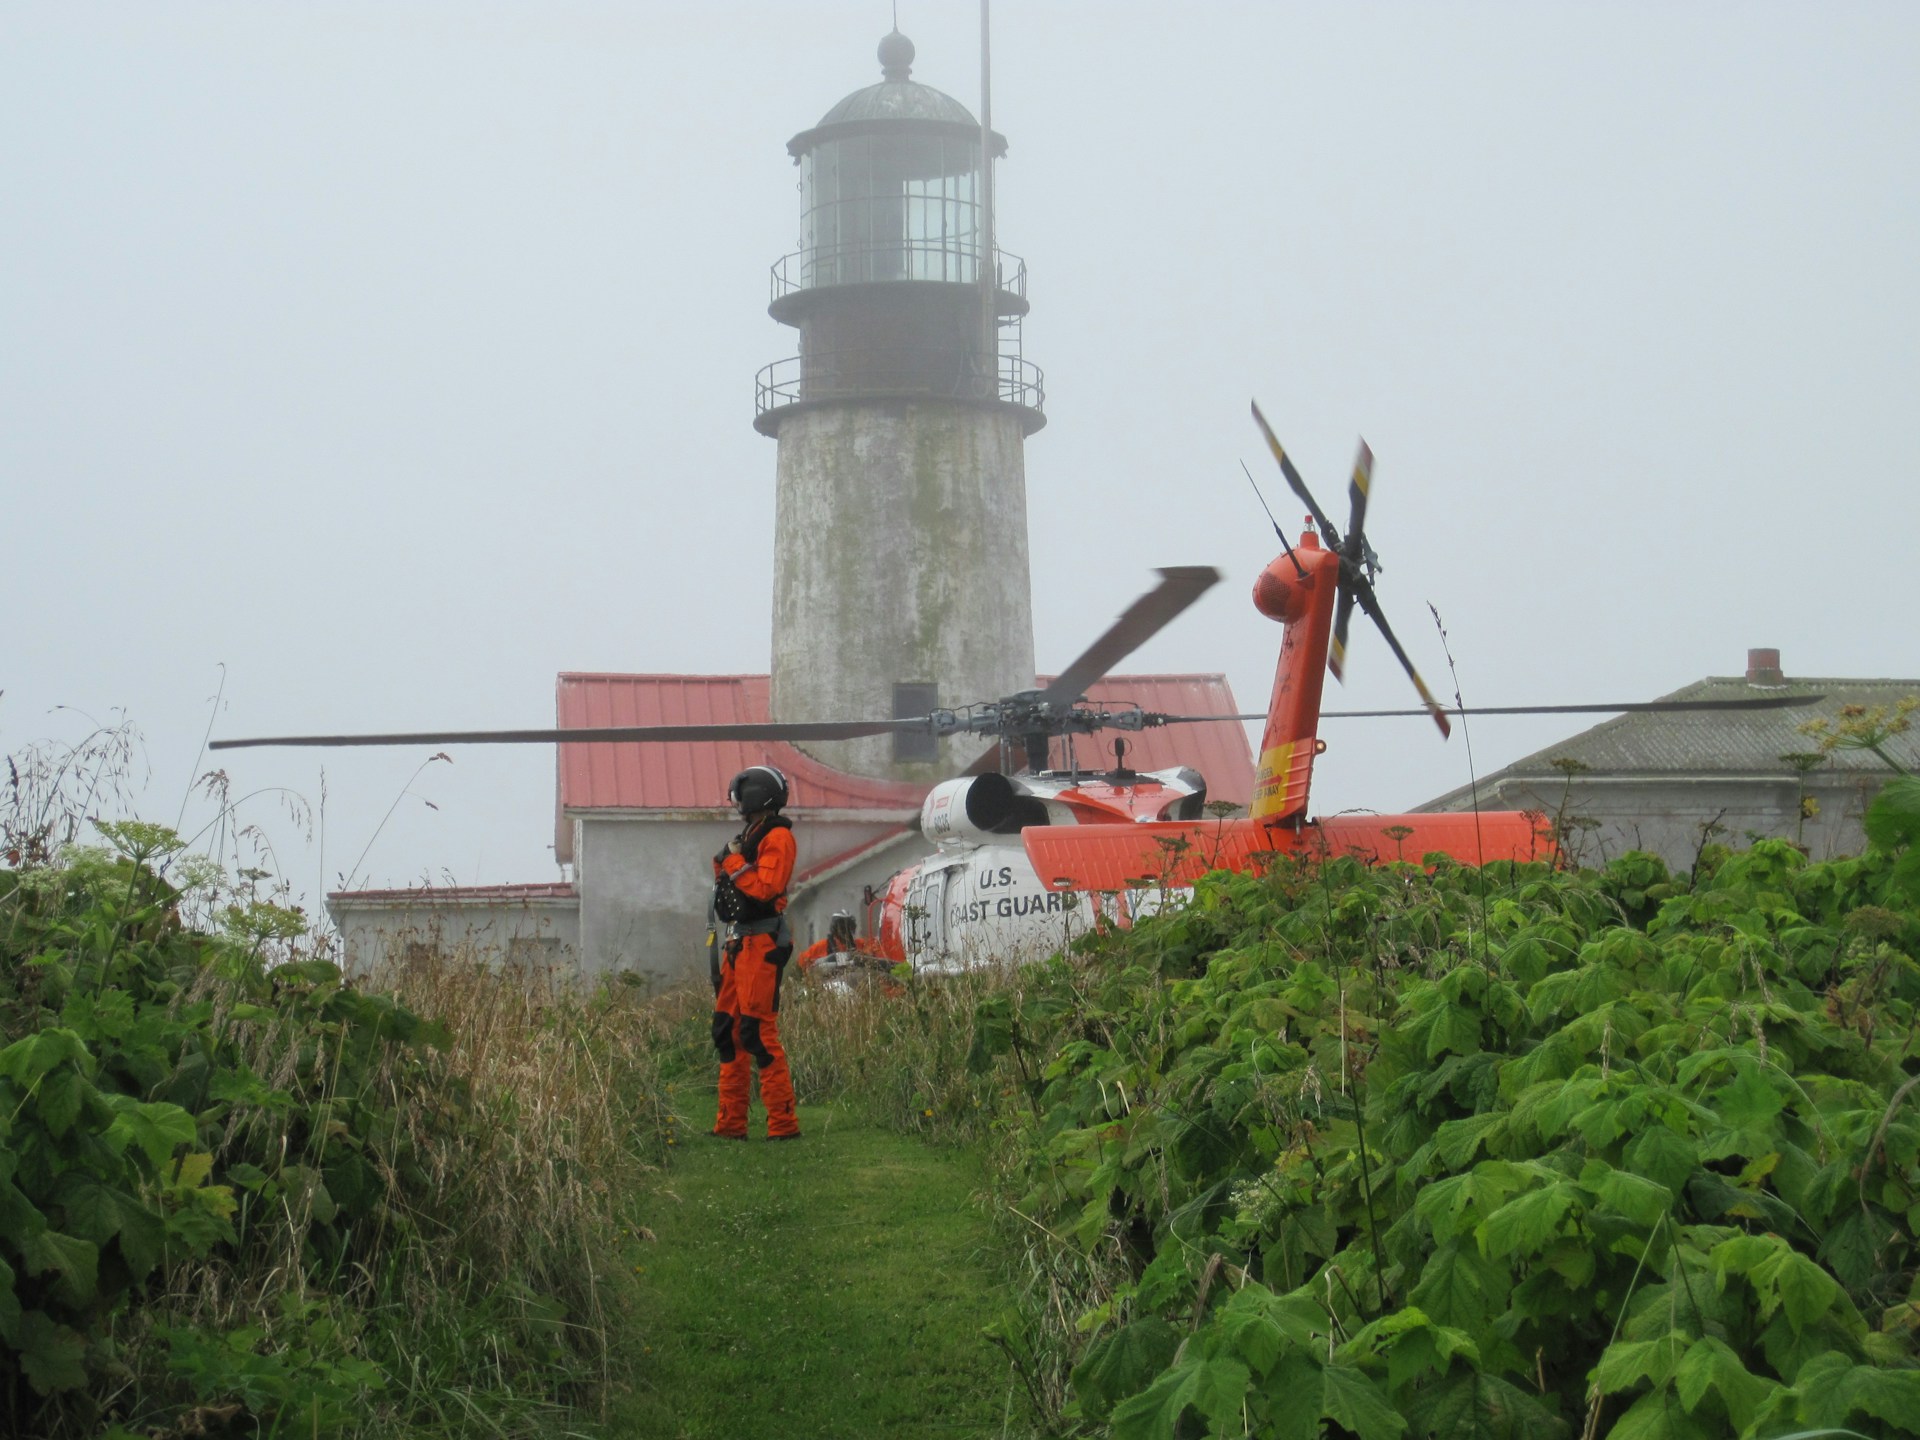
[[893, 683, 938, 763]]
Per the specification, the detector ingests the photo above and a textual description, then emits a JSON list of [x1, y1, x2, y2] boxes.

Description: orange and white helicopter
[[212, 402, 1816, 970], [859, 402, 1819, 968]]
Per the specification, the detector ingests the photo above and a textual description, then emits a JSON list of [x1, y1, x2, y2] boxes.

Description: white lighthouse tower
[[756, 30, 1044, 779]]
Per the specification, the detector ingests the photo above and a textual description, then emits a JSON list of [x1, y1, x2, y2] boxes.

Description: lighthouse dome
[[788, 31, 1007, 158]]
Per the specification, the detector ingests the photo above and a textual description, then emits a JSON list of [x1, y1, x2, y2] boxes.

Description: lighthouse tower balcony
[[753, 28, 1044, 438]]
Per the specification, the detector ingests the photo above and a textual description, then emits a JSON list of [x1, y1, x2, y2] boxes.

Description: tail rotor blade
[[1343, 440, 1373, 563], [1349, 582, 1452, 739], [1037, 566, 1220, 709], [1328, 440, 1374, 685], [1250, 400, 1342, 548], [1329, 588, 1357, 684]]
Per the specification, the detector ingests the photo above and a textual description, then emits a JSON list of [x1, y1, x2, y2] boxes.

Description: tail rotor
[[1251, 401, 1451, 738]]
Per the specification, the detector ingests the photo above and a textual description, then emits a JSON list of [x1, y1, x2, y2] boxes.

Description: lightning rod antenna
[[1241, 459, 1308, 580]]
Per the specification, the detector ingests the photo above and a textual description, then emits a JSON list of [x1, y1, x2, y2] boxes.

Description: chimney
[[1746, 647, 1784, 687]]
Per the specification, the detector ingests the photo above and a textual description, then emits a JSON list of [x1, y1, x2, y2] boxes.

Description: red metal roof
[[553, 672, 1255, 859]]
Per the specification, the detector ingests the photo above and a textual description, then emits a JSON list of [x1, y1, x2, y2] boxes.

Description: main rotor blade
[[1250, 400, 1342, 549], [1328, 440, 1373, 684], [1149, 694, 1825, 723], [1328, 694, 1830, 719], [1036, 566, 1221, 709], [209, 718, 923, 751]]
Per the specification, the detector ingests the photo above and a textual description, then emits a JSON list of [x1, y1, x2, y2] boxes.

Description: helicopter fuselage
[[867, 763, 1205, 968]]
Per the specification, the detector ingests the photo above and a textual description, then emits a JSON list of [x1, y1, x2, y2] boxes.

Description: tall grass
[[169, 941, 706, 1435], [1, 726, 703, 1436]]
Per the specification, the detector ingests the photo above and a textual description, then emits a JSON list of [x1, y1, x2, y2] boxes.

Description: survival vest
[[712, 814, 793, 925]]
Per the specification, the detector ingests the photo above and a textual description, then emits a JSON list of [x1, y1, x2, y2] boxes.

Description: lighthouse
[[756, 30, 1045, 779]]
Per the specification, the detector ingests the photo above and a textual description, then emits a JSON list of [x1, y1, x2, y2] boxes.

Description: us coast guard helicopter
[[211, 402, 1816, 969]]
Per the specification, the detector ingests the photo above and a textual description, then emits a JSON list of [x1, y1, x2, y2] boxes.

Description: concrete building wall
[[575, 811, 921, 985], [329, 897, 580, 977], [770, 399, 1035, 779], [1432, 772, 1886, 873], [785, 830, 933, 949]]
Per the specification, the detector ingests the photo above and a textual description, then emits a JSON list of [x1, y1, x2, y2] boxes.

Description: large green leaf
[[1623, 1126, 1698, 1196], [1774, 1252, 1841, 1334], [0, 1029, 91, 1087], [1671, 1336, 1777, 1432], [104, 1099, 196, 1171], [1320, 1362, 1406, 1440], [1071, 1317, 1180, 1421], [1593, 1334, 1688, 1394], [1405, 1370, 1568, 1440], [1712, 1062, 1786, 1133], [1432, 1113, 1507, 1171], [35, 1066, 88, 1138], [1579, 1160, 1673, 1229], [18, 1229, 97, 1308], [50, 1172, 124, 1245], [1478, 1181, 1577, 1259], [1409, 1238, 1506, 1333], [1607, 1387, 1716, 1440], [1861, 775, 1920, 853], [114, 1195, 166, 1280], [1110, 1354, 1251, 1440], [11, 1310, 88, 1396], [1260, 1352, 1325, 1440], [1796, 1354, 1920, 1432]]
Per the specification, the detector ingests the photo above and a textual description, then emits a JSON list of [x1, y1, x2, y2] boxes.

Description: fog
[[6, 2, 1916, 906]]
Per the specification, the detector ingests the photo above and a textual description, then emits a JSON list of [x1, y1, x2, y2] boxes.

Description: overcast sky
[[6, 2, 1917, 906]]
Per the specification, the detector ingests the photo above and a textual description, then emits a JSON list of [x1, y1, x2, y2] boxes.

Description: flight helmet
[[728, 765, 790, 816]]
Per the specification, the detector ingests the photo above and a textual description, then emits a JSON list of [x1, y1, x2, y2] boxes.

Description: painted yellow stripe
[[1251, 741, 1297, 820]]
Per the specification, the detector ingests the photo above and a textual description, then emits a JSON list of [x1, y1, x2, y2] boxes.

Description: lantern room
[[757, 30, 1042, 435]]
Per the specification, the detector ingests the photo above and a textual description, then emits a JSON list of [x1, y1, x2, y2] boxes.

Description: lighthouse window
[[893, 682, 939, 763], [805, 133, 982, 290]]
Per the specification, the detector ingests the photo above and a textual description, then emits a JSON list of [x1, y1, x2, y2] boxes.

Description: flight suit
[[711, 816, 799, 1139], [797, 934, 876, 970], [797, 934, 901, 995]]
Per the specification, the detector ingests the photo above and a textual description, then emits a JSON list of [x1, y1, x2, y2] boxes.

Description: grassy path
[[612, 1099, 1024, 1440]]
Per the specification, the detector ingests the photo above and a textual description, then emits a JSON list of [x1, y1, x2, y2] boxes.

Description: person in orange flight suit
[[802, 917, 906, 998], [710, 765, 800, 1140], [797, 910, 868, 972]]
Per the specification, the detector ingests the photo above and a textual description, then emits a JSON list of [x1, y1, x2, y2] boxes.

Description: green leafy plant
[[943, 841, 1920, 1439]]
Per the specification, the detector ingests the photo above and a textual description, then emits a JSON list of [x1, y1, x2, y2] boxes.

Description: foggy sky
[[6, 2, 1917, 906]]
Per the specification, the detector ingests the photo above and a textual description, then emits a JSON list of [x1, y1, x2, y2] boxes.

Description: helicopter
[[212, 401, 1818, 971], [855, 404, 1820, 966]]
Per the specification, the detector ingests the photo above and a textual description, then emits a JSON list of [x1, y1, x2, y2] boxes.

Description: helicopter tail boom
[[1023, 810, 1554, 893], [1248, 528, 1341, 823]]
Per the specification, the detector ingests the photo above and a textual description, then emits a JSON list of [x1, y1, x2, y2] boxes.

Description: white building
[[329, 672, 1252, 983], [1417, 649, 1911, 871]]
